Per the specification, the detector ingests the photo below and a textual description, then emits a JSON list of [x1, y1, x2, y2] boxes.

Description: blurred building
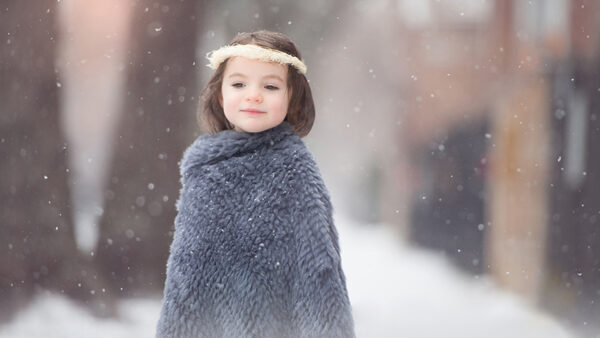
[[397, 0, 600, 334]]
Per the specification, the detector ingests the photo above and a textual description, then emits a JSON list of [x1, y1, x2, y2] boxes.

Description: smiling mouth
[[241, 109, 266, 114]]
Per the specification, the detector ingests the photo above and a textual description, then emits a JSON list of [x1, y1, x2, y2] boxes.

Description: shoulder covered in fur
[[156, 122, 355, 338]]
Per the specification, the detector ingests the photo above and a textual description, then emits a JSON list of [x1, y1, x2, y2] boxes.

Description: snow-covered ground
[[338, 215, 575, 338], [0, 216, 576, 338], [0, 295, 160, 338]]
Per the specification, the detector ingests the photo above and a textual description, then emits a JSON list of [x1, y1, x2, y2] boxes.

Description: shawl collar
[[180, 122, 295, 175]]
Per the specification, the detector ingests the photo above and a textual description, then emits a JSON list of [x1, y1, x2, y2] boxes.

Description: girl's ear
[[218, 92, 223, 107]]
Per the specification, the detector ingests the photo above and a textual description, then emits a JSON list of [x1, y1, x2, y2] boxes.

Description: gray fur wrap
[[156, 122, 355, 337]]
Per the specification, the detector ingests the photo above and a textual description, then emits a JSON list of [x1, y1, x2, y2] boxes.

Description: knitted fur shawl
[[156, 122, 355, 337]]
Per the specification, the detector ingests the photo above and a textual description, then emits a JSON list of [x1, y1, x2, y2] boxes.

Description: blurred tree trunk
[[0, 1, 109, 320], [575, 56, 600, 327], [96, 0, 200, 296], [545, 1, 600, 327], [486, 76, 550, 301], [484, 0, 550, 303]]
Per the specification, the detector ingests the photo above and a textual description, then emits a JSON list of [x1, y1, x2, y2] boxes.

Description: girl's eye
[[232, 83, 244, 88], [265, 85, 279, 90]]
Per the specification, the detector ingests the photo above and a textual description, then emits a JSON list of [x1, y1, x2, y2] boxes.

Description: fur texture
[[206, 44, 307, 74], [156, 122, 354, 337]]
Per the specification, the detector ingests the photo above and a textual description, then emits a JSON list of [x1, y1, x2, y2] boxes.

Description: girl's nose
[[245, 93, 263, 104]]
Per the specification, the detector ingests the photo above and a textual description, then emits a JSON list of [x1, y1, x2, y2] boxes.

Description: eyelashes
[[230, 82, 280, 91]]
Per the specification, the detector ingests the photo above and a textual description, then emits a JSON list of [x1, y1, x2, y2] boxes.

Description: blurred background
[[1, 0, 599, 337]]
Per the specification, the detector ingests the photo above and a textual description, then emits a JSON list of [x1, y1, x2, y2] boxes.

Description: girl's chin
[[234, 125, 270, 133], [229, 117, 285, 133]]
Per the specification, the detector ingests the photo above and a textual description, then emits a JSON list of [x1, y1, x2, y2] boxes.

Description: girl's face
[[220, 56, 290, 133]]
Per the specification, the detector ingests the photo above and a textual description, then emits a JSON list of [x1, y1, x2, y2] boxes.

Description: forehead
[[224, 56, 288, 79]]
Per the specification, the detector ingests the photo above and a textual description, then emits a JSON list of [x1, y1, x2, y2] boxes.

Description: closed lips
[[241, 109, 265, 114]]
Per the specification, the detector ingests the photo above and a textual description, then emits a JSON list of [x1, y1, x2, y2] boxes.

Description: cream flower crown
[[206, 44, 307, 75]]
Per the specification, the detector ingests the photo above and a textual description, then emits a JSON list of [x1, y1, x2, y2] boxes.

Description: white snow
[[0, 295, 161, 338], [337, 215, 575, 338], [0, 215, 576, 338]]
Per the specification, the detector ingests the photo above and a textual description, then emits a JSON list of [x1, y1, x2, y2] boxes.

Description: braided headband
[[206, 44, 307, 75]]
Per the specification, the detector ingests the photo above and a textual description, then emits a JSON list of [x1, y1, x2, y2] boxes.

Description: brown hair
[[199, 30, 315, 137]]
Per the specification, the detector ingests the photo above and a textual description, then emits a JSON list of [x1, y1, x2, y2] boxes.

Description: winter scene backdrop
[[2, 0, 600, 337]]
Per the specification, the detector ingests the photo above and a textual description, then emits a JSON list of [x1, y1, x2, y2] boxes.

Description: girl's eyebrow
[[263, 74, 284, 82], [227, 72, 284, 82], [227, 72, 247, 78]]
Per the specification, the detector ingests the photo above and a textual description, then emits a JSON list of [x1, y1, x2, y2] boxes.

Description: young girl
[[156, 30, 355, 338]]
